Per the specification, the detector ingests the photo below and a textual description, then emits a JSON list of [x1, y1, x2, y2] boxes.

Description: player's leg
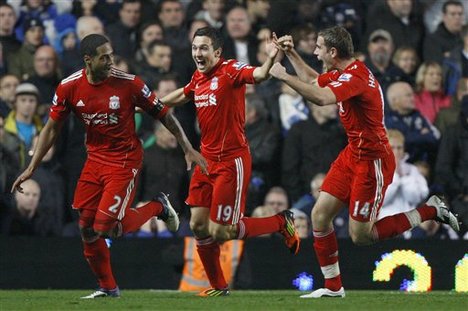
[[208, 153, 300, 253], [73, 162, 119, 298], [186, 164, 229, 296], [301, 150, 350, 298]]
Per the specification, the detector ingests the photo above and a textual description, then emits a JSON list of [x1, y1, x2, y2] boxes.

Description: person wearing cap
[[365, 29, 403, 95], [7, 17, 45, 81], [2, 83, 43, 169]]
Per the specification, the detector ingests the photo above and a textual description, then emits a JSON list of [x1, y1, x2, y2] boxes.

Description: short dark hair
[[291, 24, 317, 46], [318, 26, 354, 59], [193, 26, 223, 50], [442, 0, 463, 14], [80, 34, 109, 57], [147, 39, 170, 55], [138, 21, 163, 43]]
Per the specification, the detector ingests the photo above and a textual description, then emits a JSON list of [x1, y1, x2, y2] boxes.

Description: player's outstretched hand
[[273, 33, 294, 52], [264, 36, 279, 59], [269, 63, 288, 80], [185, 148, 209, 174], [11, 168, 34, 193]]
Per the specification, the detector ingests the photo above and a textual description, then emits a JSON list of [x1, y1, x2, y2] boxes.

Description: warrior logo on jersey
[[338, 73, 352, 82], [109, 96, 120, 109], [142, 84, 151, 98], [337, 101, 345, 114], [210, 77, 218, 90], [233, 62, 247, 70]]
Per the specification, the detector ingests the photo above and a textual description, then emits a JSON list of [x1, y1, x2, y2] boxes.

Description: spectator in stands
[[27, 45, 60, 116], [8, 17, 45, 81], [1, 179, 41, 236], [113, 55, 130, 73], [443, 25, 468, 96], [379, 129, 429, 220], [195, 0, 226, 30], [414, 62, 451, 123], [291, 172, 324, 218], [282, 104, 345, 203], [135, 21, 164, 63], [3, 83, 43, 169], [53, 14, 80, 77], [435, 78, 468, 135], [251, 186, 289, 219], [290, 208, 311, 239], [364, 0, 425, 56], [157, 0, 189, 51], [391, 46, 419, 87], [30, 135, 65, 236], [0, 3, 21, 73], [423, 0, 464, 64], [245, 93, 281, 214], [365, 29, 401, 93], [246, 0, 271, 37], [125, 209, 173, 238], [76, 16, 104, 40], [0, 115, 20, 206], [138, 120, 188, 211], [0, 75, 19, 118], [105, 0, 141, 59], [223, 6, 259, 66], [385, 81, 440, 164], [15, 0, 57, 44], [278, 82, 309, 134], [283, 24, 322, 75], [135, 40, 172, 88]]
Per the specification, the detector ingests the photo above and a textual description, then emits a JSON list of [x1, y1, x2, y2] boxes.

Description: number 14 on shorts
[[353, 201, 370, 219]]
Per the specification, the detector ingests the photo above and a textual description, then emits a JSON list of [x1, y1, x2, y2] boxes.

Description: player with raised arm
[[11, 34, 207, 299], [269, 26, 460, 298], [161, 26, 300, 297]]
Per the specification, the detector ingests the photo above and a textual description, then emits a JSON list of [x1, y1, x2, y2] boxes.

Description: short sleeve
[[317, 70, 340, 87], [225, 60, 256, 86], [133, 76, 168, 120], [49, 83, 71, 121], [325, 72, 367, 102]]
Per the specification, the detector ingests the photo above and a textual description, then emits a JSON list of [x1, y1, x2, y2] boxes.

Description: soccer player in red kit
[[161, 27, 300, 296], [269, 26, 460, 298], [11, 34, 207, 298]]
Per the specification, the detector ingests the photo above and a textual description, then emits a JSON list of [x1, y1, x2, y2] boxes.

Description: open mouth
[[196, 59, 206, 67]]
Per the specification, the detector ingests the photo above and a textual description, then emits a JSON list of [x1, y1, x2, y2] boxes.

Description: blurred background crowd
[[0, 0, 467, 240]]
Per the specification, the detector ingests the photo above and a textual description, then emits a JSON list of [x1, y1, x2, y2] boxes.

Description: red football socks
[[82, 238, 117, 290], [196, 236, 228, 289], [313, 229, 342, 291], [236, 215, 284, 239], [120, 201, 163, 234], [373, 204, 436, 240]]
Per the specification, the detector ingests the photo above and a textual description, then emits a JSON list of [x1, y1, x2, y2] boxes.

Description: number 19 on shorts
[[216, 204, 233, 222]]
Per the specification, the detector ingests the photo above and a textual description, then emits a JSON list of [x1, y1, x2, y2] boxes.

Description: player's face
[[192, 35, 221, 73], [314, 36, 333, 70], [89, 42, 114, 79]]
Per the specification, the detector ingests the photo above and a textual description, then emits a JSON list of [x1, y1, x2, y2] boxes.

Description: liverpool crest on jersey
[[109, 95, 120, 109], [210, 77, 218, 90]]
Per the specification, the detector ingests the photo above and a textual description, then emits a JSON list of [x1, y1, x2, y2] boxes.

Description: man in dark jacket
[[423, 0, 464, 64]]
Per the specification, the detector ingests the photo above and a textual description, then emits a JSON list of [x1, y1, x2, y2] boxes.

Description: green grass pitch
[[0, 290, 466, 310]]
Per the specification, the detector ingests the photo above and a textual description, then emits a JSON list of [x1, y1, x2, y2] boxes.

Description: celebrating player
[[11, 34, 207, 299], [269, 26, 460, 298], [161, 26, 300, 297]]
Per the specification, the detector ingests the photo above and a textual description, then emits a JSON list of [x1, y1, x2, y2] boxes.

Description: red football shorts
[[321, 146, 396, 222], [186, 151, 251, 225], [73, 159, 140, 232]]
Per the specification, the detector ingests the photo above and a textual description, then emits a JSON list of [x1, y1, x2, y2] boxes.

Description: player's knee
[[349, 229, 373, 246], [210, 226, 231, 242], [190, 219, 209, 237], [311, 208, 331, 228], [80, 226, 99, 243]]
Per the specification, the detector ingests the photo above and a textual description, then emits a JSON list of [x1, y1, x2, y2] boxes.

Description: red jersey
[[318, 60, 391, 160], [183, 58, 256, 161], [50, 68, 168, 168]]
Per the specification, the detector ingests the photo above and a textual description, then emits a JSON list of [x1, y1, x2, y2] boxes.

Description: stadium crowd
[[0, 0, 467, 240]]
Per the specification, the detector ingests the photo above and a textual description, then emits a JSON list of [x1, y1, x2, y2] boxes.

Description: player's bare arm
[[160, 88, 191, 107], [253, 38, 279, 83], [11, 117, 64, 193], [274, 34, 319, 83], [160, 112, 208, 174], [269, 62, 336, 106]]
